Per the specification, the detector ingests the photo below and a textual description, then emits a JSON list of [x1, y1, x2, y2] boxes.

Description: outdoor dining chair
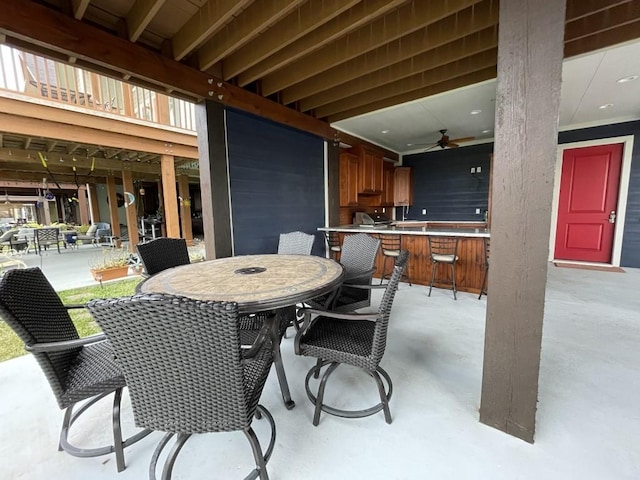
[[136, 237, 190, 277], [0, 267, 150, 472], [305, 233, 380, 313], [294, 251, 408, 426], [35, 227, 60, 255], [428, 236, 460, 300], [277, 231, 315, 255], [88, 294, 277, 480]]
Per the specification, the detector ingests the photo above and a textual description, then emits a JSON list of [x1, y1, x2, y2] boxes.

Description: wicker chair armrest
[[240, 323, 271, 359], [297, 307, 380, 322], [26, 333, 107, 352], [343, 267, 376, 283], [64, 303, 87, 310]]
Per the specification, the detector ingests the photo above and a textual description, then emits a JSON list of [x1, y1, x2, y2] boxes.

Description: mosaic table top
[[140, 254, 344, 313]]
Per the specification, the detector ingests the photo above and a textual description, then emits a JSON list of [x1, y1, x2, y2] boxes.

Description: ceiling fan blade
[[448, 136, 475, 144], [447, 143, 460, 148], [423, 144, 441, 151]]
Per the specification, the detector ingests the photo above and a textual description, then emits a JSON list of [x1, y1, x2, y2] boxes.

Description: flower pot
[[90, 265, 129, 282]]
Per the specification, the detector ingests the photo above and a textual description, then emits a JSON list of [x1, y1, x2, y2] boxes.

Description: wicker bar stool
[[428, 236, 460, 300], [379, 234, 411, 285], [324, 231, 342, 260], [478, 237, 490, 299]]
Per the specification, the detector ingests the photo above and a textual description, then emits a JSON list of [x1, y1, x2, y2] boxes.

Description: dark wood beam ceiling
[[0, 0, 638, 141]]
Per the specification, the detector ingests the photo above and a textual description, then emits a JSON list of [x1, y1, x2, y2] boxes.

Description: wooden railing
[[0, 45, 196, 131]]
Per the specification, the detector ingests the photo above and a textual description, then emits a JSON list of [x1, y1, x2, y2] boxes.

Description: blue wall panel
[[226, 109, 325, 255]]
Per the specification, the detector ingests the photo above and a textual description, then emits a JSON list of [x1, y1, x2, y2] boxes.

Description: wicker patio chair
[[306, 233, 380, 313], [0, 268, 150, 472], [136, 237, 190, 276], [35, 227, 60, 255], [87, 294, 277, 480], [294, 251, 408, 426], [277, 230, 315, 255]]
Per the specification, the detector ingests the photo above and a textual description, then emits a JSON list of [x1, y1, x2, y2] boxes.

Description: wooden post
[[160, 154, 180, 238], [327, 140, 340, 226], [479, 0, 566, 443], [121, 167, 139, 252], [77, 185, 89, 225], [88, 183, 100, 223], [178, 174, 193, 245], [105, 174, 121, 241], [195, 100, 232, 260]]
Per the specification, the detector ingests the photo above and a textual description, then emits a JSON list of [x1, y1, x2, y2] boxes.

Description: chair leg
[[428, 261, 437, 296], [244, 422, 272, 480], [379, 255, 390, 285], [160, 433, 190, 480], [372, 369, 392, 424], [478, 264, 488, 299], [313, 362, 340, 426], [111, 387, 126, 472], [451, 262, 457, 300]]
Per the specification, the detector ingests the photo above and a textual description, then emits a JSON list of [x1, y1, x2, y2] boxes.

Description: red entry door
[[554, 143, 623, 263]]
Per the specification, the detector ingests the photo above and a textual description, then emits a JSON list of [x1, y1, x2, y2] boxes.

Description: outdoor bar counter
[[319, 222, 490, 294]]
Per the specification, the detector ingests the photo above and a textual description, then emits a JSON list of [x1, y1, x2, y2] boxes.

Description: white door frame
[[549, 135, 634, 266]]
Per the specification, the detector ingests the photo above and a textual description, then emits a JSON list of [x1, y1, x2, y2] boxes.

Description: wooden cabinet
[[358, 147, 383, 194], [339, 152, 359, 206], [382, 161, 395, 205], [394, 167, 413, 206]]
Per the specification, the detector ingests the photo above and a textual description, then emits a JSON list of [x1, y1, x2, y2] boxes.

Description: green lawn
[[0, 278, 142, 362]]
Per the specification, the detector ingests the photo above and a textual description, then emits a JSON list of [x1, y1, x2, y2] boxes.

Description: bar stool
[[478, 237, 490, 299], [379, 234, 411, 285], [428, 236, 459, 300], [324, 231, 342, 261]]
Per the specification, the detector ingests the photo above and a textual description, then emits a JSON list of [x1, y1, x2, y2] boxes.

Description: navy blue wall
[[226, 109, 325, 255], [401, 143, 494, 221], [402, 121, 640, 267]]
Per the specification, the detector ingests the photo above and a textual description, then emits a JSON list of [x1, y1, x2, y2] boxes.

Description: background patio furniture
[[324, 231, 342, 260], [88, 294, 277, 480], [379, 234, 411, 286], [295, 251, 408, 426], [478, 237, 491, 299], [136, 237, 190, 277], [306, 233, 380, 313], [428, 236, 460, 300], [75, 222, 111, 246], [0, 267, 150, 472], [35, 227, 60, 255], [277, 231, 315, 255]]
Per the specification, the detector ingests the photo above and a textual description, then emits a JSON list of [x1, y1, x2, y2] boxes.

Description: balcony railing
[[0, 45, 196, 132]]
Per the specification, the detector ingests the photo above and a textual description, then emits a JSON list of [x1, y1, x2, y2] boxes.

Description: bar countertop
[[319, 224, 490, 238]]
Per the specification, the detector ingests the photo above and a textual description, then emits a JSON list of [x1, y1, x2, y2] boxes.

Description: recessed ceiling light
[[381, 129, 389, 134], [617, 75, 638, 83], [470, 110, 482, 115], [599, 103, 614, 109], [407, 143, 413, 146], [482, 129, 492, 134]]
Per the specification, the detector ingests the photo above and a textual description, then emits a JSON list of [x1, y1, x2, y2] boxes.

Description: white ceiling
[[333, 40, 640, 155]]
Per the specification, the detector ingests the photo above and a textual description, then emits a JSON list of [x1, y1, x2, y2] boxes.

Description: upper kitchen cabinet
[[357, 146, 384, 194], [394, 167, 413, 206], [382, 161, 395, 206], [339, 152, 359, 207]]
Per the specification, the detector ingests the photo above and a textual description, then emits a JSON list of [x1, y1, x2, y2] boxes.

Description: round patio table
[[140, 254, 344, 409]]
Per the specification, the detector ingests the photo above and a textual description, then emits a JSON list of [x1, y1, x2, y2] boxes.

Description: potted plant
[[89, 248, 130, 282]]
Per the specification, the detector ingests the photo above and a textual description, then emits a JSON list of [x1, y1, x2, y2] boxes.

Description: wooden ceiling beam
[[286, 10, 499, 106], [221, 0, 359, 79], [198, 0, 306, 71], [236, 0, 406, 86], [565, 0, 633, 22], [171, 0, 251, 61], [564, 0, 640, 43], [68, 143, 81, 154], [46, 140, 58, 152], [127, 0, 167, 42], [565, 17, 640, 58], [260, 0, 485, 96], [327, 67, 497, 123], [0, 147, 161, 174], [0, 169, 102, 184], [71, 0, 90, 20], [300, 38, 497, 113], [0, 179, 82, 189], [0, 0, 335, 140]]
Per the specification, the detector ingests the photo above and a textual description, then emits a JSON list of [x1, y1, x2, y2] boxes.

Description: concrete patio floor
[[0, 252, 638, 479]]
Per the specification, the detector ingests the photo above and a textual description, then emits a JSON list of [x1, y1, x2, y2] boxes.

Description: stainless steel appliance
[[354, 212, 391, 228]]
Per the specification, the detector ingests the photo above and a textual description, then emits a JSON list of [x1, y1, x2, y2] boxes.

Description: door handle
[[608, 211, 616, 224]]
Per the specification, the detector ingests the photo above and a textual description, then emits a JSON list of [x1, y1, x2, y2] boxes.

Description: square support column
[[105, 174, 121, 240], [160, 154, 180, 238]]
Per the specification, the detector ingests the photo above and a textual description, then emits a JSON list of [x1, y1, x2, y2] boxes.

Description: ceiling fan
[[415, 129, 475, 151]]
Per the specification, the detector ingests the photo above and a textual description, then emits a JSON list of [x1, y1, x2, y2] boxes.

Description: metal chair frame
[[35, 227, 61, 255], [428, 236, 460, 300], [478, 237, 490, 299], [295, 251, 408, 426], [324, 231, 342, 260]]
